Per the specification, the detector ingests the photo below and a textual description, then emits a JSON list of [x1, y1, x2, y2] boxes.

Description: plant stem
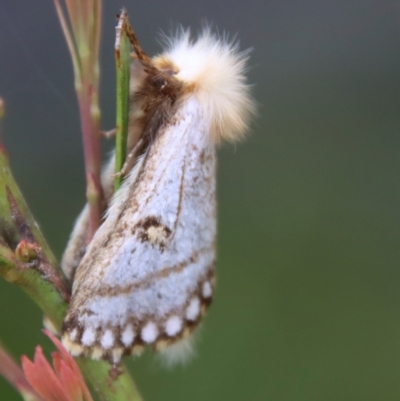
[[53, 0, 104, 240], [79, 359, 143, 401], [0, 144, 70, 330], [114, 10, 131, 192]]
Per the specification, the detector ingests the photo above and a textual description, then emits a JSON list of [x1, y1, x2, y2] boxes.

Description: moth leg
[[101, 128, 116, 139], [113, 138, 143, 178]]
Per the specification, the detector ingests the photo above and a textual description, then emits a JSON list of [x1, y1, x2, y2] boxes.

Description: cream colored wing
[[62, 97, 216, 363]]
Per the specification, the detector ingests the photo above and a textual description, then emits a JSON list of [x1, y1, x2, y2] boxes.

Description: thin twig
[[53, 0, 104, 240], [114, 10, 131, 191]]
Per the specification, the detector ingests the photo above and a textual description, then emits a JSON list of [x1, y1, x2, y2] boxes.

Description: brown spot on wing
[[133, 216, 172, 250], [134, 216, 162, 231]]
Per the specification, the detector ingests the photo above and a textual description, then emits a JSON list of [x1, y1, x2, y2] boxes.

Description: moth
[[61, 26, 254, 364]]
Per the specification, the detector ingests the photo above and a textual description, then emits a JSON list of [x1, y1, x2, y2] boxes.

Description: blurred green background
[[1, 0, 400, 400]]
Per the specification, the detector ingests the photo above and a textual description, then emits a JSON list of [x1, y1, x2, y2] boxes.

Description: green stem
[[79, 359, 143, 401], [114, 10, 131, 192], [0, 146, 69, 330]]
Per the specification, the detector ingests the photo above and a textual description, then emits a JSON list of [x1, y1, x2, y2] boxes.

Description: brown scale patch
[[173, 156, 186, 232], [152, 56, 180, 75], [133, 216, 172, 250], [134, 216, 163, 232], [62, 316, 82, 335], [199, 149, 207, 164]]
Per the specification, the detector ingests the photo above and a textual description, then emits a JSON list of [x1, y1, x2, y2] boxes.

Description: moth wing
[[62, 97, 216, 362]]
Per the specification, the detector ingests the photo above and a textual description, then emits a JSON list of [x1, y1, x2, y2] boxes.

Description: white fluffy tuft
[[154, 29, 255, 143], [157, 334, 197, 368]]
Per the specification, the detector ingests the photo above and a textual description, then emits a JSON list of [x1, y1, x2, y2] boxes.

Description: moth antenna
[[125, 22, 151, 63]]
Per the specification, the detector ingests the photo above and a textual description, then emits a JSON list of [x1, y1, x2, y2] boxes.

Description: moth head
[[152, 29, 256, 144]]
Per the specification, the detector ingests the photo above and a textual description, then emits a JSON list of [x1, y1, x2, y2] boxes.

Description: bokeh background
[[1, 0, 400, 400]]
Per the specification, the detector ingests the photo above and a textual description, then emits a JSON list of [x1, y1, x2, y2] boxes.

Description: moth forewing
[[62, 97, 216, 363]]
